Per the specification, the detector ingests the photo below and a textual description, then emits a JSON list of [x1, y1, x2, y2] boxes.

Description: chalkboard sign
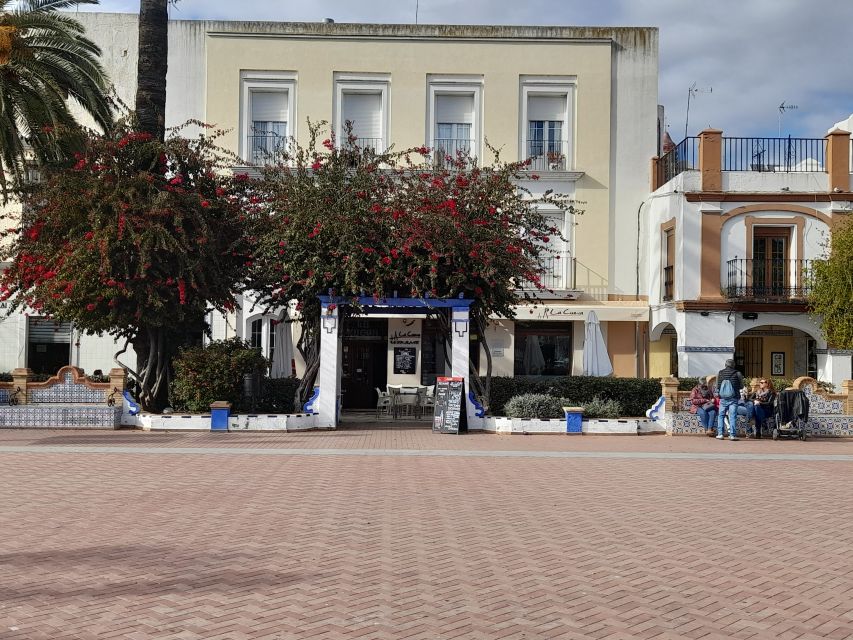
[[393, 347, 417, 374], [432, 376, 468, 434]]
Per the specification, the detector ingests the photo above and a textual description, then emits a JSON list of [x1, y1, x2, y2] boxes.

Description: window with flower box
[[519, 77, 575, 172]]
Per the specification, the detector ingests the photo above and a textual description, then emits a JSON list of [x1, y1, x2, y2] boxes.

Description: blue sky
[[72, 0, 853, 140]]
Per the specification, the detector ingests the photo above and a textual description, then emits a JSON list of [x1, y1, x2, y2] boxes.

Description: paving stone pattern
[[1, 429, 852, 639]]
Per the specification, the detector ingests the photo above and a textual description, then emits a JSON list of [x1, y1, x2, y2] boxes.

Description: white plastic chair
[[375, 387, 393, 418]]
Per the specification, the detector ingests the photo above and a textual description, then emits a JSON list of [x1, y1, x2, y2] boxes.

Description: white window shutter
[[252, 91, 288, 122], [435, 94, 474, 124], [528, 95, 566, 122], [342, 92, 382, 140]]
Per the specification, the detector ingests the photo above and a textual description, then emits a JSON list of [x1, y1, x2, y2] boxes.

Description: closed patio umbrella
[[522, 334, 547, 375], [582, 311, 613, 377], [270, 311, 295, 378]]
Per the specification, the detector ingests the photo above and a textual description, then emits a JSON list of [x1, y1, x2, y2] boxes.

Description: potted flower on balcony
[[547, 151, 564, 170]]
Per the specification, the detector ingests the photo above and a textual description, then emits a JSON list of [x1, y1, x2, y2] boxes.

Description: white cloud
[[76, 0, 853, 139]]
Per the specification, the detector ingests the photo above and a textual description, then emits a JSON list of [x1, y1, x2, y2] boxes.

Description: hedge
[[488, 376, 662, 418]]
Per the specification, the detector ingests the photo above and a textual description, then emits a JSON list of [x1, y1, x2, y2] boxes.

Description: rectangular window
[[663, 227, 675, 301], [428, 76, 483, 167], [240, 71, 296, 165], [520, 77, 575, 171], [335, 74, 389, 152], [536, 210, 572, 291], [513, 322, 572, 377], [341, 92, 382, 149], [250, 92, 288, 164]]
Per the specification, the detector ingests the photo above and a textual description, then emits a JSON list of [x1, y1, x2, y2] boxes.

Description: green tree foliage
[[0, 122, 254, 410], [0, 0, 112, 196], [171, 338, 268, 412], [247, 122, 581, 407], [809, 216, 853, 349]]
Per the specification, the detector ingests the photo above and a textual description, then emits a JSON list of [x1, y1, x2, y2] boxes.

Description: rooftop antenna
[[415, 0, 419, 24], [778, 101, 798, 136], [684, 82, 712, 140]]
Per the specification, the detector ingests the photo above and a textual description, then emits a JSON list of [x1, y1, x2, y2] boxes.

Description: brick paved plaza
[[1, 429, 853, 639]]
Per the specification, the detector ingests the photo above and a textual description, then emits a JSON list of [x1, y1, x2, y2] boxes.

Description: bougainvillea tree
[[248, 122, 580, 408], [0, 122, 254, 410]]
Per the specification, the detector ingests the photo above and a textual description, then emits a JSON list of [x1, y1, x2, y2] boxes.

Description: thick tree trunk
[[136, 0, 168, 141], [295, 316, 321, 410]]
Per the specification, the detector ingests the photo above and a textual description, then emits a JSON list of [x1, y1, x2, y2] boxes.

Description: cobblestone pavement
[[1, 429, 852, 639]]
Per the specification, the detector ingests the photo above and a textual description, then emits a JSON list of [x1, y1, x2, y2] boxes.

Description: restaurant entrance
[[341, 318, 388, 409]]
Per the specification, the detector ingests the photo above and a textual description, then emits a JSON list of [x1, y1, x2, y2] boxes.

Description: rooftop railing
[[658, 137, 699, 184], [722, 137, 825, 172]]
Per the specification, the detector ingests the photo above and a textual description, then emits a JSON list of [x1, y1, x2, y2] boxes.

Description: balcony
[[525, 139, 570, 172], [725, 258, 814, 302], [662, 265, 674, 301], [433, 138, 475, 168], [517, 251, 580, 299], [341, 137, 385, 153], [248, 134, 288, 165]]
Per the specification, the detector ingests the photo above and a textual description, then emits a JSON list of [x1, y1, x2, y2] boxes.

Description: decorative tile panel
[[667, 410, 853, 437], [799, 383, 844, 415], [0, 406, 121, 428], [28, 371, 106, 404]]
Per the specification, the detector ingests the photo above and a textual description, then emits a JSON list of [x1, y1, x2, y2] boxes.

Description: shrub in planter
[[489, 376, 661, 417], [171, 338, 269, 413], [580, 396, 623, 419], [256, 377, 301, 414], [504, 394, 566, 419]]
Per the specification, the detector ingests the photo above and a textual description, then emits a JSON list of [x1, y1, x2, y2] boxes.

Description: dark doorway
[[28, 318, 71, 375], [341, 318, 388, 409]]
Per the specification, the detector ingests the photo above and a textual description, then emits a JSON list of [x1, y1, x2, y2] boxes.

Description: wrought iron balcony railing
[[525, 139, 570, 171], [725, 258, 814, 301], [433, 138, 475, 168], [341, 137, 385, 153], [248, 134, 288, 165], [517, 251, 576, 294]]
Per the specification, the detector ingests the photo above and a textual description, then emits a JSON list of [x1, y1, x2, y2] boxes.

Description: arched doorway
[[649, 322, 678, 378], [733, 324, 818, 381]]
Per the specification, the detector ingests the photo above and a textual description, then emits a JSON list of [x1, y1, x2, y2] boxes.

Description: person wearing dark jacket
[[748, 378, 776, 438], [716, 359, 744, 440]]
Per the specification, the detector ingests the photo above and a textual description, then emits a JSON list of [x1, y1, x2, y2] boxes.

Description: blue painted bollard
[[210, 401, 231, 431], [564, 406, 584, 434]]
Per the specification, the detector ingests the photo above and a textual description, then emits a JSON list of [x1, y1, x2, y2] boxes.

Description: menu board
[[393, 347, 417, 374], [432, 376, 468, 434]]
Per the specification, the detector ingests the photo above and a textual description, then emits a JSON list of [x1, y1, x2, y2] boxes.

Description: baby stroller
[[772, 389, 810, 441]]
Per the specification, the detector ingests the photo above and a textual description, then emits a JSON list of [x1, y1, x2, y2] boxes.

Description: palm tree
[[136, 0, 167, 141], [0, 0, 112, 196]]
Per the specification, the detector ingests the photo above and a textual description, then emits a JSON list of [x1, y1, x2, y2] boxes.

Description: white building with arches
[[645, 126, 852, 389]]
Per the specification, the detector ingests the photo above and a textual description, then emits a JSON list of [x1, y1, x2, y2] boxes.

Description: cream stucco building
[[1, 14, 659, 409]]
